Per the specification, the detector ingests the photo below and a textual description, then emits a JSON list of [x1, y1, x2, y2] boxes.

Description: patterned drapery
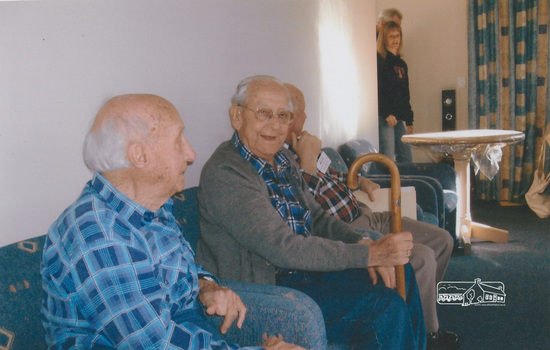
[[468, 0, 549, 202]]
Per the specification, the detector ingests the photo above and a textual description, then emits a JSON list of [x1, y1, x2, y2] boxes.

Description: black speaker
[[442, 90, 456, 131]]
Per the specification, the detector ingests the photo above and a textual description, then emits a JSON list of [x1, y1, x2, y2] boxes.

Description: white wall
[[0, 0, 377, 247]]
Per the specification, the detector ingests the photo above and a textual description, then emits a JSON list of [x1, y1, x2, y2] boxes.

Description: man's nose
[[184, 142, 196, 162], [187, 147, 196, 162]]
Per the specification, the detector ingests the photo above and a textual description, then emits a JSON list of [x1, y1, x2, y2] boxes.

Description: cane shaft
[[347, 153, 406, 299]]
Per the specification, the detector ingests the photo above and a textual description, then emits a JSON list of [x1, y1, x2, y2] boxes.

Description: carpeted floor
[[437, 201, 550, 349]]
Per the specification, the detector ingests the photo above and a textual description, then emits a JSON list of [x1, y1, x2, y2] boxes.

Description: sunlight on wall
[[318, 0, 361, 146]]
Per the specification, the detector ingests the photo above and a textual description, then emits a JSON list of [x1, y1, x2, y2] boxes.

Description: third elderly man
[[196, 75, 427, 349], [283, 83, 460, 350]]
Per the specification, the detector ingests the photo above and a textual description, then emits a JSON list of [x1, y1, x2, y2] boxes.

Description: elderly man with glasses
[[196, 75, 427, 349]]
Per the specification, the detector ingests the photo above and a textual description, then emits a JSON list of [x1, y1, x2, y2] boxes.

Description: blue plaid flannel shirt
[[233, 132, 311, 237], [41, 172, 260, 349]]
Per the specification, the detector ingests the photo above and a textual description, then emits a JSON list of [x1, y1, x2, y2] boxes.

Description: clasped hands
[[198, 279, 306, 349]]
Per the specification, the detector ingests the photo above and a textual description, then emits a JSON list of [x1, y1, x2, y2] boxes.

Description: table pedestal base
[[459, 222, 508, 255], [454, 156, 510, 255], [471, 222, 509, 243]]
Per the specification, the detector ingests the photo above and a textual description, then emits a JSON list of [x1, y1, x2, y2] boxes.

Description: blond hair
[[377, 21, 403, 60]]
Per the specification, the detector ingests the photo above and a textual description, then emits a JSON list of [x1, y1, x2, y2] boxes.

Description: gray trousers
[[350, 203, 454, 332]]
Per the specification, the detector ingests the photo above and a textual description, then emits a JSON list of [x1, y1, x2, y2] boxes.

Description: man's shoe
[[426, 331, 460, 350]]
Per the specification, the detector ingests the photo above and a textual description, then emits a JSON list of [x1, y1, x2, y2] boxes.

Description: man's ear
[[127, 142, 147, 168], [229, 105, 242, 131]]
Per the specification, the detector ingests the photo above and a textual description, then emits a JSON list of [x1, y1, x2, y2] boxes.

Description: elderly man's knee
[[410, 244, 436, 272], [442, 229, 454, 250]]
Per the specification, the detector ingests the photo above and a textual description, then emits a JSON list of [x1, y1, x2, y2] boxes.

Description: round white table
[[402, 129, 525, 254]]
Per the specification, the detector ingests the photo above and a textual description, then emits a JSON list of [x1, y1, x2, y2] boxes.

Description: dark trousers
[[277, 264, 426, 349]]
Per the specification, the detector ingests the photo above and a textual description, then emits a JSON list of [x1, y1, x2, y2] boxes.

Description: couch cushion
[[172, 186, 200, 251], [0, 236, 46, 349]]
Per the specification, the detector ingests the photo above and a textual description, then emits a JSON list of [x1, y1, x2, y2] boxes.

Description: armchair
[[337, 139, 458, 240], [322, 147, 440, 227]]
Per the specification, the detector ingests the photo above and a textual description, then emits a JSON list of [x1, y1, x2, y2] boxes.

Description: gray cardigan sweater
[[196, 140, 371, 285]]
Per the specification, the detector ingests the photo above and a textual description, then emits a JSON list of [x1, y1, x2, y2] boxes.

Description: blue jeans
[[379, 120, 413, 163], [277, 264, 426, 349]]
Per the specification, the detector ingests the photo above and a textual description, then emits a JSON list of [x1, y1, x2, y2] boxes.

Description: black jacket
[[377, 52, 414, 126]]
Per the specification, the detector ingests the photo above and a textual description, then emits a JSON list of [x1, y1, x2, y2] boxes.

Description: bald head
[[284, 83, 307, 143], [84, 94, 180, 173], [284, 84, 304, 111], [83, 93, 196, 210], [92, 94, 176, 135]]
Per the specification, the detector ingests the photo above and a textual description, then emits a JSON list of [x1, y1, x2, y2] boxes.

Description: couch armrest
[[207, 280, 328, 349]]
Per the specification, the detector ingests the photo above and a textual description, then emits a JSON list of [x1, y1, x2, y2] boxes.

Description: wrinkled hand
[[197, 279, 247, 334], [367, 266, 397, 288], [358, 177, 380, 202], [367, 232, 413, 267], [261, 333, 308, 350], [386, 115, 398, 127], [291, 131, 322, 174], [407, 125, 414, 134]]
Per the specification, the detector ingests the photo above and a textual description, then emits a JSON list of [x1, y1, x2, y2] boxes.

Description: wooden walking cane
[[347, 153, 407, 299]]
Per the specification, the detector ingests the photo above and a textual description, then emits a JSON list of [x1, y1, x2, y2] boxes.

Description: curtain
[[468, 0, 549, 203]]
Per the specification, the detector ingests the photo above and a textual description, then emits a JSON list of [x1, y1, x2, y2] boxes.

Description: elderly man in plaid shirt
[[283, 84, 460, 350]]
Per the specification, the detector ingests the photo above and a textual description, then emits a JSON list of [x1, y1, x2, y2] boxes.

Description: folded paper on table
[[353, 186, 417, 220]]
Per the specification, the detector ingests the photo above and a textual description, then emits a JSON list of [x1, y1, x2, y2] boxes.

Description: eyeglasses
[[242, 106, 294, 125]]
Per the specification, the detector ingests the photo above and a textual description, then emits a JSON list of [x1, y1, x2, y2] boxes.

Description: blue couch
[[0, 186, 332, 350]]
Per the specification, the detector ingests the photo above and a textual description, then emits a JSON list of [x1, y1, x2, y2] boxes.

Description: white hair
[[377, 8, 403, 24], [83, 116, 150, 173], [231, 75, 294, 111]]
